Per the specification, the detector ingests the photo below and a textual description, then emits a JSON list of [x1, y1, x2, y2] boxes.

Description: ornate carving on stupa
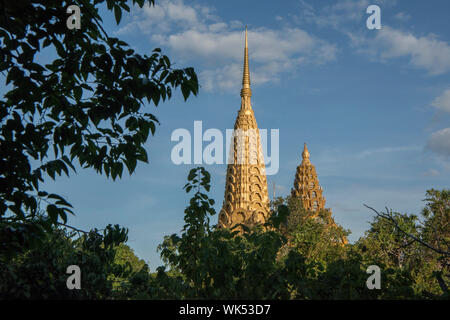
[[291, 144, 348, 245], [218, 27, 270, 229], [291, 143, 327, 212]]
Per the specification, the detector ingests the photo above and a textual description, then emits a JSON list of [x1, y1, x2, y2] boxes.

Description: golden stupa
[[218, 27, 270, 229], [291, 143, 348, 244], [291, 143, 327, 212]]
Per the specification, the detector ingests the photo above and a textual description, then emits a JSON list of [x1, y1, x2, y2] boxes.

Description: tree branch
[[56, 222, 89, 234], [364, 204, 450, 257]]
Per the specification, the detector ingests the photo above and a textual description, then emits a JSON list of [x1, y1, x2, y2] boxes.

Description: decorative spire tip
[[302, 143, 310, 159], [240, 26, 251, 98]]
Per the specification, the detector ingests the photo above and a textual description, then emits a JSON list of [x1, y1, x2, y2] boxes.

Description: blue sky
[[13, 0, 450, 270]]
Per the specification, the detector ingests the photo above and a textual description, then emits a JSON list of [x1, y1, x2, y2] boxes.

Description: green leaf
[[47, 204, 59, 223], [181, 82, 190, 101], [114, 6, 122, 24], [74, 86, 82, 101]]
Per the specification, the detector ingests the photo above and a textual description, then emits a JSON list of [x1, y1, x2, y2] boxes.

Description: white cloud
[[117, 0, 336, 92], [200, 63, 241, 91], [375, 27, 450, 75], [394, 12, 411, 22], [426, 128, 450, 157], [349, 27, 450, 75], [115, 0, 217, 35], [297, 0, 396, 29], [162, 27, 335, 90], [356, 145, 421, 159], [432, 88, 450, 113], [298, 0, 369, 28], [295, 1, 449, 76], [422, 168, 439, 177]]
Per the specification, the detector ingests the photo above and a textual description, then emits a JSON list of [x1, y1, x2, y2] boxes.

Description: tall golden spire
[[241, 26, 251, 99], [219, 27, 270, 230]]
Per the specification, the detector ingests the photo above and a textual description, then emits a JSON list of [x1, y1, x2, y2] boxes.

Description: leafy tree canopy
[[0, 0, 198, 266], [1, 166, 448, 299], [0, 0, 198, 231]]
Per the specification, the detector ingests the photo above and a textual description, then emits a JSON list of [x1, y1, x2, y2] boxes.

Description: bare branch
[[364, 204, 450, 257], [56, 222, 89, 234]]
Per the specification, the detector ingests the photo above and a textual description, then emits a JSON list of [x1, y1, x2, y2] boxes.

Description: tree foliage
[[0, 0, 198, 284], [0, 0, 198, 231], [360, 190, 449, 297], [1, 167, 448, 299], [0, 0, 199, 299], [119, 168, 447, 300], [0, 222, 129, 299]]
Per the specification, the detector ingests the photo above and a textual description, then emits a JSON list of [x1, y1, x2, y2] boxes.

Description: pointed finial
[[245, 25, 248, 48], [302, 143, 310, 160], [240, 26, 251, 98]]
